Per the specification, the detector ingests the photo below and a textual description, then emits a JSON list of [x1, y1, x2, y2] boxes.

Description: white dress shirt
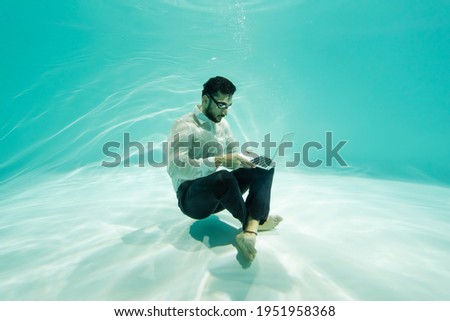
[[167, 105, 238, 192]]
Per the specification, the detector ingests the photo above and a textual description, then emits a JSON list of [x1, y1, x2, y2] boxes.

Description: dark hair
[[202, 76, 236, 97]]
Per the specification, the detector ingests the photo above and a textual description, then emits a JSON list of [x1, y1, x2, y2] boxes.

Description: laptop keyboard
[[251, 156, 273, 167]]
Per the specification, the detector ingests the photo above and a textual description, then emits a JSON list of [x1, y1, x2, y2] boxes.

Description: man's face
[[203, 92, 233, 123]]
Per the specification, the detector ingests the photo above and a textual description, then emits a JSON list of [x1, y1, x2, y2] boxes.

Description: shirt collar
[[194, 105, 216, 131]]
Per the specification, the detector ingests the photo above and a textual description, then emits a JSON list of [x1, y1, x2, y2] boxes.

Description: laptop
[[248, 132, 295, 170]]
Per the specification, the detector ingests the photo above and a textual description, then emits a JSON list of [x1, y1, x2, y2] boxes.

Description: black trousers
[[176, 167, 275, 228]]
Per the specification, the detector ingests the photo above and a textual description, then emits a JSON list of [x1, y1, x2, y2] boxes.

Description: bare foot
[[235, 231, 257, 262], [258, 215, 283, 231]]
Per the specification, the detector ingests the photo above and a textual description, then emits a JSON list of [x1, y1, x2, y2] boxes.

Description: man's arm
[[219, 121, 255, 169], [167, 120, 217, 181], [214, 153, 256, 169]]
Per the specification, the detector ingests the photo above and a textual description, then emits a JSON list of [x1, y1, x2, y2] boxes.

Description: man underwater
[[167, 76, 282, 262]]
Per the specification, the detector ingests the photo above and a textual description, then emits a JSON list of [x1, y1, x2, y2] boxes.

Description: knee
[[215, 170, 234, 184], [254, 166, 275, 178], [213, 170, 238, 196]]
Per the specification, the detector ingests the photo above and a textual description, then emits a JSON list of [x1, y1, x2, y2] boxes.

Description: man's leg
[[231, 167, 275, 225], [231, 167, 278, 262], [178, 167, 279, 262], [177, 170, 248, 224]]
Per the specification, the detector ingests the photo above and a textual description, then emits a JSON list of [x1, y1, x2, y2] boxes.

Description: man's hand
[[215, 153, 256, 170]]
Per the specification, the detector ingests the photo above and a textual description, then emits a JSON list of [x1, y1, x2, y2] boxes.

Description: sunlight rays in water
[[1, 0, 449, 302], [0, 50, 201, 182], [1, 167, 449, 300]]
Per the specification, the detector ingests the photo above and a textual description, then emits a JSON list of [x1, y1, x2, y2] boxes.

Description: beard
[[204, 103, 222, 123]]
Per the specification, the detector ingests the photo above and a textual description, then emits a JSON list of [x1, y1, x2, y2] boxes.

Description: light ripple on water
[[1, 167, 450, 300]]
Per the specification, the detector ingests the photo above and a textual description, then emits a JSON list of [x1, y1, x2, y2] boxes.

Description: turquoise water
[[1, 1, 450, 300]]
